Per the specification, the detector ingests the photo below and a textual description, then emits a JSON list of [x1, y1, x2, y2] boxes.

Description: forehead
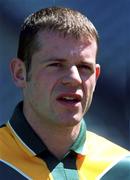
[[36, 31, 97, 59]]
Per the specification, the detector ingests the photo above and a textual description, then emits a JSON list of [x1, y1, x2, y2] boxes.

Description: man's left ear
[[95, 64, 100, 80]]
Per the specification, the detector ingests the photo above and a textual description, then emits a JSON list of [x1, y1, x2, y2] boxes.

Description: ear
[[92, 64, 101, 92], [95, 64, 100, 80], [10, 58, 27, 88]]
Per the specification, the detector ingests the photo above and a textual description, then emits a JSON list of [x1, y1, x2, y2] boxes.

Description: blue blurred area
[[0, 0, 129, 149]]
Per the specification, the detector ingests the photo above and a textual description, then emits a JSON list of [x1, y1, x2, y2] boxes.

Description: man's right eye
[[48, 62, 62, 67]]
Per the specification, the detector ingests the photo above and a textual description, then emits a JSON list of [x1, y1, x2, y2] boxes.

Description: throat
[[36, 124, 81, 160]]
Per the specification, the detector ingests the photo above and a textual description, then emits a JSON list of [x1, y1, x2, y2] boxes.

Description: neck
[[37, 123, 81, 159], [23, 105, 81, 159]]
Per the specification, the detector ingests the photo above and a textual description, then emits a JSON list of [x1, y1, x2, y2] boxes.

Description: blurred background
[[0, 0, 129, 149]]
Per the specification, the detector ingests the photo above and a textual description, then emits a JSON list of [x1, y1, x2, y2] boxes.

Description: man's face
[[23, 31, 100, 127]]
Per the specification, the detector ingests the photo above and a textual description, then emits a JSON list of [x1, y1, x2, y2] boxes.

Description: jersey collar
[[71, 119, 87, 156], [7, 101, 87, 157]]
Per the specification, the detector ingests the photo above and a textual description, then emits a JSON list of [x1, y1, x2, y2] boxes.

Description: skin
[[10, 31, 100, 159]]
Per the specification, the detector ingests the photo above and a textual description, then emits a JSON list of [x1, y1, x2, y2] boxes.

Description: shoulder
[[0, 123, 12, 142], [86, 131, 129, 158], [0, 124, 9, 141], [0, 124, 13, 154]]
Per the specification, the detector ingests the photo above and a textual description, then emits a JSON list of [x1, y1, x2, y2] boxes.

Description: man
[[0, 7, 130, 179]]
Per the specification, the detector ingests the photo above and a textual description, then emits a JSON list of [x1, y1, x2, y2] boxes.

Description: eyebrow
[[40, 58, 67, 64], [79, 61, 95, 67], [40, 58, 95, 68]]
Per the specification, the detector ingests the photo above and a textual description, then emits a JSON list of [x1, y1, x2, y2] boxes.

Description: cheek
[[83, 76, 96, 94], [34, 71, 58, 96]]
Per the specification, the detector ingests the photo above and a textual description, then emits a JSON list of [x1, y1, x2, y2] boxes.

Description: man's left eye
[[78, 65, 91, 71]]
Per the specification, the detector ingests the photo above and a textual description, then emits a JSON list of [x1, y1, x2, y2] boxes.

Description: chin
[[59, 115, 82, 127]]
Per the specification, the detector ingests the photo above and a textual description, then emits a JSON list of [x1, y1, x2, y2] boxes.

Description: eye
[[47, 62, 62, 67], [78, 64, 92, 71]]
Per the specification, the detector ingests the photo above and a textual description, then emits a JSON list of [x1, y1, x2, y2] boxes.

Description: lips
[[56, 93, 82, 104]]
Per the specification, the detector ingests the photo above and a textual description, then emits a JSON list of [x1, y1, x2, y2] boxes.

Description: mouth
[[56, 93, 82, 105]]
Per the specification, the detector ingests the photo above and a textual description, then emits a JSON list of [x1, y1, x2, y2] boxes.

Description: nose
[[62, 65, 82, 87]]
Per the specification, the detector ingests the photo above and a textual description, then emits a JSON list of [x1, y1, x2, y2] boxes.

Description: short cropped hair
[[17, 7, 99, 74]]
